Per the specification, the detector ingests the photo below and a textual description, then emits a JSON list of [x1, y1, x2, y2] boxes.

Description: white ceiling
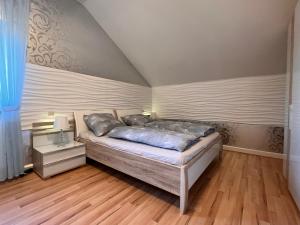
[[81, 0, 297, 86]]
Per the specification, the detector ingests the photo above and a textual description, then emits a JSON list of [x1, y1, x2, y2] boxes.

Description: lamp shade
[[53, 116, 69, 130]]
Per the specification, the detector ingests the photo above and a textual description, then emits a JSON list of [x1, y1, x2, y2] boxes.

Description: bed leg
[[219, 149, 223, 161], [218, 142, 223, 161], [180, 166, 188, 214]]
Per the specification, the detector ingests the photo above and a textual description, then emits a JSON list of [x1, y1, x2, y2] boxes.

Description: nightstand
[[33, 141, 86, 179]]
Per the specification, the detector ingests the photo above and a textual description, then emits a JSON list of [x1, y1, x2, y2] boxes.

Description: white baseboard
[[223, 145, 285, 159]]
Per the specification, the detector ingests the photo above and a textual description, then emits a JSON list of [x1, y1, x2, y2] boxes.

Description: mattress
[[80, 131, 221, 166]]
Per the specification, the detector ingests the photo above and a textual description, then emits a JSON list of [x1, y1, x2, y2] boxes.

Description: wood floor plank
[[0, 151, 299, 225]]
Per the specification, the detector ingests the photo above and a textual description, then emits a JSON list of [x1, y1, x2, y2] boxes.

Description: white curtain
[[0, 0, 30, 181]]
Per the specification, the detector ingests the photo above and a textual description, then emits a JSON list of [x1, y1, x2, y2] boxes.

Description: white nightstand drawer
[[33, 141, 86, 179], [43, 146, 85, 165], [43, 155, 86, 178]]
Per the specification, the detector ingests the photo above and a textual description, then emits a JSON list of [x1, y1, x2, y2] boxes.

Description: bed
[[74, 109, 222, 214]]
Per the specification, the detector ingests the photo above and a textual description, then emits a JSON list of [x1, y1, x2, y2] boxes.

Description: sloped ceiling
[[81, 0, 297, 86]]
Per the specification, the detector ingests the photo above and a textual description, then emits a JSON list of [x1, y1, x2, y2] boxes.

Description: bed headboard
[[115, 109, 143, 120], [73, 109, 115, 138]]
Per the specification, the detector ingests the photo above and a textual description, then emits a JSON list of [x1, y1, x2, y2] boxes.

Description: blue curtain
[[0, 0, 30, 181]]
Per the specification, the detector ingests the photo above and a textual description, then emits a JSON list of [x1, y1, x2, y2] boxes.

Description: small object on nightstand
[[53, 116, 70, 147], [32, 141, 86, 179]]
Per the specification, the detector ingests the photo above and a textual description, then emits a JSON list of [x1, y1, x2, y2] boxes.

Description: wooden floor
[[0, 151, 299, 225]]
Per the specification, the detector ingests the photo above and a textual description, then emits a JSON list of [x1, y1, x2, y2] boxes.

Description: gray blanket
[[107, 126, 199, 152], [144, 120, 215, 138]]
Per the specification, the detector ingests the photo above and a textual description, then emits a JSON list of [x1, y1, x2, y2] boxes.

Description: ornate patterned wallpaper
[[27, 0, 84, 72], [208, 122, 284, 153], [26, 0, 148, 86]]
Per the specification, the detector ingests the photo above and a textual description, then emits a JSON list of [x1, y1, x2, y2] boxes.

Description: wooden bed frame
[[78, 136, 222, 214], [74, 109, 222, 213]]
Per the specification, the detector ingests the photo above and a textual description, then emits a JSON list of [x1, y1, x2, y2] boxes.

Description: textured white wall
[[152, 74, 286, 126], [21, 64, 152, 130], [21, 65, 287, 162]]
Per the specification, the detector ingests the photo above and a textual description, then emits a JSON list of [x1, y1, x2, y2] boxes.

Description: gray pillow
[[84, 113, 122, 136], [121, 114, 152, 126]]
